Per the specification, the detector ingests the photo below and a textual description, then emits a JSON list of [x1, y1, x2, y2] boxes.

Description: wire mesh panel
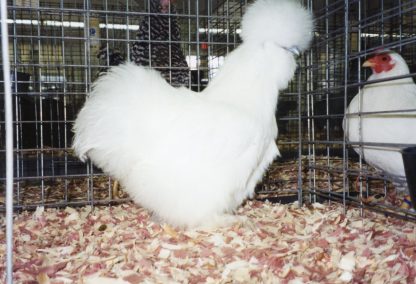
[[1, 0, 416, 221], [1, 0, 416, 282], [0, 0, 251, 211], [2, 0, 415, 217], [299, 0, 416, 221]]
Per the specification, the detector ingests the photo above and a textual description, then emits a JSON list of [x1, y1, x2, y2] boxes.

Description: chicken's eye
[[381, 56, 389, 61]]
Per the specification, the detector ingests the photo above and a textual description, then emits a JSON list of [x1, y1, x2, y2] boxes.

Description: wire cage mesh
[[1, 0, 416, 218], [295, 0, 416, 221], [1, 0, 416, 279], [0, 0, 249, 211], [256, 1, 416, 221]]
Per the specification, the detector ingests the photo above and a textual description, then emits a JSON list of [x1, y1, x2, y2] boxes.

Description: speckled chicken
[[131, 0, 189, 87], [98, 0, 189, 87], [97, 45, 125, 75]]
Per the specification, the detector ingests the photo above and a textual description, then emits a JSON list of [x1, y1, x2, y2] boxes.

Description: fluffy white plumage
[[73, 0, 313, 228], [345, 51, 416, 181]]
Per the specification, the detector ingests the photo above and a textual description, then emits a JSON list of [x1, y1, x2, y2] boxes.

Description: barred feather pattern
[[97, 46, 125, 69], [96, 46, 125, 78], [130, 0, 189, 87]]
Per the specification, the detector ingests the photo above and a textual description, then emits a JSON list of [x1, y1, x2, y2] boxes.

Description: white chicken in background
[[73, 0, 313, 228], [345, 51, 416, 185]]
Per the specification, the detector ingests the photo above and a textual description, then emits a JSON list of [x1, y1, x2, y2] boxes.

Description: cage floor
[[0, 176, 129, 210], [1, 201, 415, 283], [258, 156, 413, 212], [2, 156, 412, 213]]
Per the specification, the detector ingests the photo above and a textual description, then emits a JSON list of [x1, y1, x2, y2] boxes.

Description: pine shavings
[[0, 201, 415, 283]]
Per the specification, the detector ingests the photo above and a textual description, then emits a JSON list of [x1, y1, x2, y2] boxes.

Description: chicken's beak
[[362, 58, 376, 68], [284, 46, 300, 57]]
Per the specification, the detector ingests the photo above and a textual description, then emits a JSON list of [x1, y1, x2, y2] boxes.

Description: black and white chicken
[[131, 0, 189, 87], [73, 0, 313, 228], [97, 45, 125, 75], [98, 0, 189, 87]]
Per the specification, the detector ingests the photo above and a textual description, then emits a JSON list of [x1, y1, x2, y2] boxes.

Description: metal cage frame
[[1, 0, 416, 282]]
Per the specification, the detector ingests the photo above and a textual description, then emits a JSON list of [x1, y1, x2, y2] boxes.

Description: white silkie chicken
[[73, 0, 313, 228], [345, 51, 416, 184]]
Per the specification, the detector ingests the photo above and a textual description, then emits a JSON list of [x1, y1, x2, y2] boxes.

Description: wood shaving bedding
[[261, 156, 390, 193], [1, 201, 415, 283], [1, 155, 410, 211], [259, 156, 412, 210], [0, 176, 128, 208]]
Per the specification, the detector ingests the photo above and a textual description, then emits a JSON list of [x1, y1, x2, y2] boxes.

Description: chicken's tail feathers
[[71, 62, 177, 165], [71, 116, 92, 163], [72, 144, 89, 163], [90, 62, 175, 100], [241, 0, 314, 52]]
